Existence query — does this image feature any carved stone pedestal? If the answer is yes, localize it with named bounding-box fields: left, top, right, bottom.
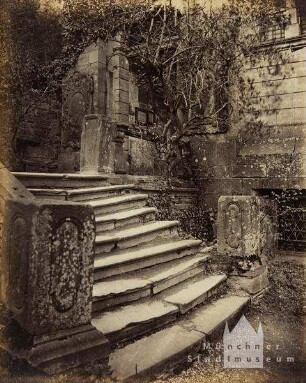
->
left=217, top=195, right=276, bottom=297
left=0, top=167, right=110, bottom=373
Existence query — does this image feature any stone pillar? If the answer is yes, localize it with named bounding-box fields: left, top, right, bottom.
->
left=0, top=166, right=110, bottom=373
left=80, top=114, right=114, bottom=174
left=113, top=130, right=129, bottom=174
left=217, top=196, right=276, bottom=298
left=112, top=36, right=130, bottom=127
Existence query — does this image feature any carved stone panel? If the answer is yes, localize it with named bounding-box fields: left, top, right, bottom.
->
left=225, top=203, right=242, bottom=249
left=51, top=220, right=82, bottom=312
left=9, top=216, right=28, bottom=312
left=1, top=200, right=95, bottom=336
left=217, top=196, right=275, bottom=261
left=62, top=71, right=94, bottom=150
left=80, top=115, right=102, bottom=173
left=23, top=203, right=95, bottom=335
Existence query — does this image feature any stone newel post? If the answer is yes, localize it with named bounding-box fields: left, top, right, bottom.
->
left=80, top=114, right=114, bottom=174
left=217, top=195, right=276, bottom=297
left=0, top=165, right=110, bottom=373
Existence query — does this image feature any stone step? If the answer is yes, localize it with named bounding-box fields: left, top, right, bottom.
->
left=28, top=188, right=70, bottom=201
left=92, top=300, right=179, bottom=343
left=186, top=295, right=251, bottom=340
left=28, top=184, right=136, bottom=202
left=95, top=221, right=180, bottom=254
left=94, top=239, right=202, bottom=280
left=109, top=325, right=203, bottom=382
left=108, top=295, right=250, bottom=381
left=89, top=194, right=148, bottom=215
left=92, top=275, right=227, bottom=344
left=69, top=184, right=135, bottom=202
left=135, top=252, right=211, bottom=295
left=97, top=205, right=155, bottom=229
left=92, top=254, right=211, bottom=313
left=95, top=207, right=157, bottom=233
left=93, top=278, right=152, bottom=313
left=162, top=274, right=227, bottom=314
left=13, top=172, right=109, bottom=189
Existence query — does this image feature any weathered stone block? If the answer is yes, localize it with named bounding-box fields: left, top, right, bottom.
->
left=114, top=132, right=129, bottom=174
left=228, top=266, right=269, bottom=295
left=217, top=195, right=276, bottom=263
left=113, top=100, right=130, bottom=116
left=113, top=77, right=129, bottom=92
left=114, top=112, right=130, bottom=127
left=0, top=164, right=110, bottom=372
left=80, top=114, right=114, bottom=173
left=214, top=140, right=236, bottom=166
left=129, top=136, right=156, bottom=175
left=88, top=50, right=99, bottom=64
left=62, top=71, right=94, bottom=151
left=1, top=200, right=95, bottom=336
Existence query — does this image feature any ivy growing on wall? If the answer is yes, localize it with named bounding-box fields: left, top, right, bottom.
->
left=0, top=0, right=289, bottom=171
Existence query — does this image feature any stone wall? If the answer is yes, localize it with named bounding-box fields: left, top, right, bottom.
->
left=17, top=3, right=306, bottom=180
left=61, top=38, right=163, bottom=175
left=191, top=9, right=306, bottom=212
left=16, top=103, right=61, bottom=172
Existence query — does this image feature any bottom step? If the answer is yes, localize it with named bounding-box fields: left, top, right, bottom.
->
left=109, top=295, right=250, bottom=381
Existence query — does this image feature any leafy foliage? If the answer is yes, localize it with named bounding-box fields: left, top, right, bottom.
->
left=257, top=260, right=306, bottom=317
left=0, top=0, right=288, bottom=170
left=147, top=190, right=216, bottom=243
left=124, top=0, right=287, bottom=177
left=0, top=0, right=63, bottom=163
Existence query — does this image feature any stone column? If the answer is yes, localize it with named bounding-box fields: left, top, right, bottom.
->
left=217, top=196, right=276, bottom=298
left=80, top=114, right=114, bottom=174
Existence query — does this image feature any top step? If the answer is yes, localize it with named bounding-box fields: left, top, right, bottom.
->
left=13, top=172, right=109, bottom=189
left=28, top=184, right=135, bottom=201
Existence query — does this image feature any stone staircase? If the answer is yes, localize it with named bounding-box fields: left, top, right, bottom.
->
left=26, top=179, right=250, bottom=381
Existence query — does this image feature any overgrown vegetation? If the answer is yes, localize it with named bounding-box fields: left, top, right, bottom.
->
left=123, top=0, right=288, bottom=177
left=256, top=260, right=306, bottom=317
left=0, top=0, right=63, bottom=165
left=0, top=0, right=288, bottom=172
left=147, top=191, right=216, bottom=243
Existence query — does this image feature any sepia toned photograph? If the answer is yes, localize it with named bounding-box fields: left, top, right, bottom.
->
left=0, top=1, right=305, bottom=382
